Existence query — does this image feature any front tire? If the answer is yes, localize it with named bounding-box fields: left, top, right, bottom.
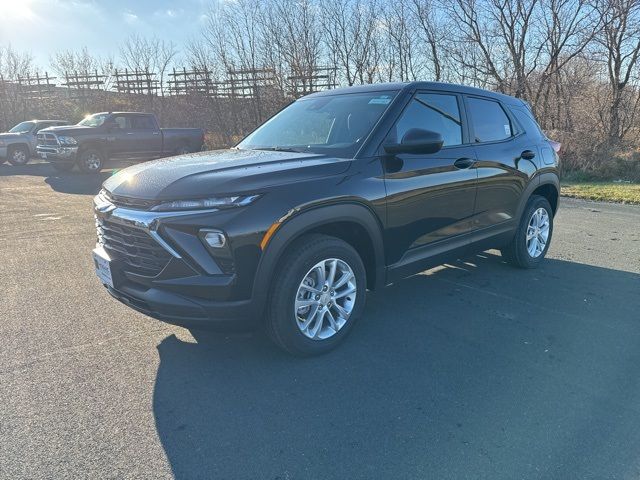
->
left=7, top=145, right=30, bottom=166
left=78, top=149, right=104, bottom=173
left=266, top=234, right=366, bottom=356
left=501, top=195, right=554, bottom=268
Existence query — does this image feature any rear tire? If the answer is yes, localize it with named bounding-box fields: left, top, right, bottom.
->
left=501, top=195, right=553, bottom=269
left=78, top=149, right=104, bottom=173
left=175, top=144, right=191, bottom=155
left=266, top=234, right=366, bottom=356
left=7, top=145, right=30, bottom=166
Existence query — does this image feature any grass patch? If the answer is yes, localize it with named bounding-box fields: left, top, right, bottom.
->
left=561, top=182, right=640, bottom=204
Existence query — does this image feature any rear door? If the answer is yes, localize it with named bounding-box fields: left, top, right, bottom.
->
left=382, top=90, right=478, bottom=277
left=106, top=115, right=133, bottom=158
left=130, top=114, right=163, bottom=158
left=465, top=96, right=536, bottom=232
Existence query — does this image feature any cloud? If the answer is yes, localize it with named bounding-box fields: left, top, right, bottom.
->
left=123, top=10, right=138, bottom=24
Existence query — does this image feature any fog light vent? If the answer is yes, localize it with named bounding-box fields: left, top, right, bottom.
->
left=203, top=230, right=226, bottom=248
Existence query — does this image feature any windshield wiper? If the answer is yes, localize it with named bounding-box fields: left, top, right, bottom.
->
left=253, top=146, right=305, bottom=153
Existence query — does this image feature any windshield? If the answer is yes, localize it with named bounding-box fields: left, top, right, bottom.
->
left=9, top=121, right=35, bottom=134
left=79, top=113, right=108, bottom=127
left=238, top=91, right=398, bottom=157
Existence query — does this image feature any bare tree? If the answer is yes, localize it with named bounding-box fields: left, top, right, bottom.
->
left=320, top=0, right=382, bottom=85
left=119, top=34, right=178, bottom=96
left=594, top=0, right=640, bottom=140
left=0, top=44, right=34, bottom=128
left=411, top=0, right=449, bottom=81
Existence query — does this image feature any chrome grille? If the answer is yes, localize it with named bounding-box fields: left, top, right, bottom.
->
left=96, top=216, right=171, bottom=277
left=37, top=132, right=59, bottom=146
left=102, top=190, right=158, bottom=210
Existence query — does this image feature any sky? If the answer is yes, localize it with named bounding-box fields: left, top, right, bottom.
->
left=0, top=0, right=212, bottom=71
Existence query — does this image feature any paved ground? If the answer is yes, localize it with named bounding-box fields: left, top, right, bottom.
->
left=1, top=160, right=639, bottom=480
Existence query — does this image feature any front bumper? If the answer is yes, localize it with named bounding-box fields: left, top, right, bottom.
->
left=36, top=145, right=78, bottom=162
left=93, top=194, right=265, bottom=330
left=105, top=282, right=256, bottom=330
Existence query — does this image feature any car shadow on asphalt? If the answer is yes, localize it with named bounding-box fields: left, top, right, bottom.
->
left=152, top=253, right=640, bottom=479
left=0, top=161, right=121, bottom=195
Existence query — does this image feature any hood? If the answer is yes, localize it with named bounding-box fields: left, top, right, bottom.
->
left=39, top=125, right=94, bottom=135
left=0, top=132, right=24, bottom=139
left=103, top=149, right=350, bottom=200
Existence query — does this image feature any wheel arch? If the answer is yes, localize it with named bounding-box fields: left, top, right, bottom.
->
left=251, top=202, right=386, bottom=314
left=516, top=172, right=560, bottom=220
left=8, top=142, right=29, bottom=154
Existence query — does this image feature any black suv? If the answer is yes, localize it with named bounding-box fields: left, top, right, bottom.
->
left=93, top=82, right=559, bottom=355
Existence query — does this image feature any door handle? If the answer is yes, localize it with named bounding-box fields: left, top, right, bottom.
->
left=454, top=157, right=475, bottom=169
left=126, top=132, right=134, bottom=135
left=521, top=150, right=536, bottom=160
left=152, top=132, right=160, bottom=135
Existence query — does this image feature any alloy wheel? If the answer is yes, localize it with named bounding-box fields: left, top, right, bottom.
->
left=294, top=258, right=357, bottom=340
left=12, top=149, right=27, bottom=164
left=84, top=153, right=102, bottom=171
left=526, top=207, right=550, bottom=258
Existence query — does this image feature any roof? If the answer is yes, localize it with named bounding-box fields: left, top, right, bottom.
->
left=305, top=81, right=524, bottom=105
left=92, top=112, right=154, bottom=116
left=28, top=119, right=68, bottom=123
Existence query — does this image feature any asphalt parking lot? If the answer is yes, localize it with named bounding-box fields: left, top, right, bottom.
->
left=1, top=160, right=639, bottom=480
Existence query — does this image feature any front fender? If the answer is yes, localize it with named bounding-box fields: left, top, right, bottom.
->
left=250, top=202, right=386, bottom=315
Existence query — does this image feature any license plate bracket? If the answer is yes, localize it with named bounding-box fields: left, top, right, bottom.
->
left=93, top=247, right=114, bottom=288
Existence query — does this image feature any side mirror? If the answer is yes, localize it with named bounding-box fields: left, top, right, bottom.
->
left=384, top=128, right=444, bottom=155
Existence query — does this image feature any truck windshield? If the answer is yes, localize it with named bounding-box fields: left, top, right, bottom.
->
left=9, top=122, right=34, bottom=134
left=238, top=91, right=398, bottom=157
left=79, top=114, right=109, bottom=127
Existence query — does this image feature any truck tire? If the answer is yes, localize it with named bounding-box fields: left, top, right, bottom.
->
left=266, top=234, right=367, bottom=356
left=501, top=195, right=554, bottom=269
left=78, top=148, right=104, bottom=173
left=7, top=145, right=30, bottom=166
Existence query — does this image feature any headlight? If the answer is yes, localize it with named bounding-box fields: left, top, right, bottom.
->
left=150, top=195, right=260, bottom=212
left=57, top=136, right=78, bottom=145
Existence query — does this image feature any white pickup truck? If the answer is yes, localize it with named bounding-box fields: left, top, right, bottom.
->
left=0, top=120, right=69, bottom=165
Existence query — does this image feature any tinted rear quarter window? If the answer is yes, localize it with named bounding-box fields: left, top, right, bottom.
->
left=467, top=97, right=513, bottom=143
left=510, top=107, right=544, bottom=140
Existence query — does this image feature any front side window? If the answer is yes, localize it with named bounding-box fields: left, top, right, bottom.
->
left=79, top=114, right=108, bottom=127
left=112, top=116, right=130, bottom=129
left=9, top=121, right=35, bottom=134
left=238, top=91, right=398, bottom=157
left=394, top=93, right=463, bottom=147
left=467, top=97, right=513, bottom=143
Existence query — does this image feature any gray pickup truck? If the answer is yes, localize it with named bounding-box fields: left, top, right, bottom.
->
left=0, top=120, right=69, bottom=165
left=36, top=112, right=205, bottom=173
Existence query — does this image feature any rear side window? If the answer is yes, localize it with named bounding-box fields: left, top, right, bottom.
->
left=510, top=107, right=544, bottom=140
left=395, top=93, right=463, bottom=147
left=467, top=97, right=512, bottom=143
left=131, top=115, right=156, bottom=130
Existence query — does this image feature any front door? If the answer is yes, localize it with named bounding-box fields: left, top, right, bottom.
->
left=383, top=91, right=478, bottom=278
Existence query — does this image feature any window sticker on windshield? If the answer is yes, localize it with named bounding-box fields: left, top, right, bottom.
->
left=369, top=96, right=392, bottom=105
left=504, top=124, right=511, bottom=136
